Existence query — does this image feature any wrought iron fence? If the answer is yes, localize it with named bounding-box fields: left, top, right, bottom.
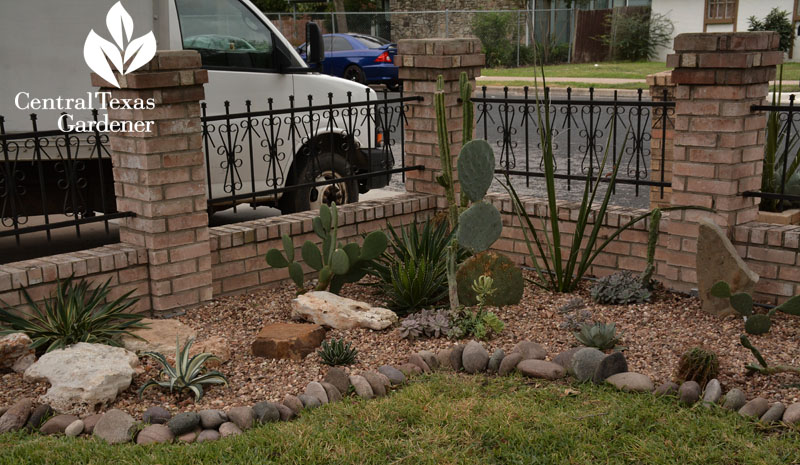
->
left=746, top=95, right=800, bottom=211
left=0, top=111, right=133, bottom=246
left=200, top=89, right=422, bottom=214
left=471, top=86, right=674, bottom=205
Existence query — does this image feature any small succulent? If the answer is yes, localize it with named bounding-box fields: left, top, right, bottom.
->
left=318, top=338, right=358, bottom=366
left=710, top=280, right=800, bottom=335
left=448, top=275, right=505, bottom=341
left=675, top=347, right=719, bottom=387
left=557, top=297, right=587, bottom=314
left=573, top=322, right=623, bottom=351
left=398, top=309, right=452, bottom=340
left=590, top=271, right=651, bottom=305
left=558, top=309, right=593, bottom=331
left=138, top=338, right=228, bottom=402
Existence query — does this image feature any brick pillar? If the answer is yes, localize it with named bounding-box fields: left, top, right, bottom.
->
left=395, top=39, right=485, bottom=207
left=660, top=32, right=781, bottom=290
left=92, top=51, right=212, bottom=313
left=646, top=71, right=675, bottom=209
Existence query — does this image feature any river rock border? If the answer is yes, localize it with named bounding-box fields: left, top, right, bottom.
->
left=1, top=339, right=798, bottom=445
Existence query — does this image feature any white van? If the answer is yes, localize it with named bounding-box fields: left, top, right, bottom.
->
left=0, top=0, right=393, bottom=220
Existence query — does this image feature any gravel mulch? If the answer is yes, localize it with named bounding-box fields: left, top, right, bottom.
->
left=2, top=273, right=799, bottom=416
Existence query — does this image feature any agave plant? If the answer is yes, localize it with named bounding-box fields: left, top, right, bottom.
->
left=0, top=277, right=145, bottom=353
left=138, top=338, right=228, bottom=402
left=318, top=338, right=358, bottom=366
left=573, top=322, right=623, bottom=351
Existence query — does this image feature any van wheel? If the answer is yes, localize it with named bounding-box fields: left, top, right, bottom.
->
left=279, top=152, right=359, bottom=214
left=343, top=65, right=366, bottom=84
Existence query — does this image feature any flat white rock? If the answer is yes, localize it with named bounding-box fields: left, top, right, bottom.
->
left=292, top=291, right=398, bottom=330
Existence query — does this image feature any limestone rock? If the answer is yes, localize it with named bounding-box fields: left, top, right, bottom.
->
left=0, top=333, right=34, bottom=371
left=739, top=397, right=769, bottom=418
left=0, top=398, right=33, bottom=433
left=516, top=360, right=566, bottom=380
left=569, top=348, right=605, bottom=382
left=12, top=353, right=35, bottom=374
left=722, top=388, right=747, bottom=411
left=498, top=352, right=523, bottom=376
left=511, top=341, right=546, bottom=360
left=323, top=367, right=351, bottom=394
left=137, top=424, right=174, bottom=445
left=40, top=414, right=79, bottom=435
left=93, top=409, right=136, bottom=444
left=291, top=291, right=398, bottom=330
left=251, top=323, right=326, bottom=360
left=349, top=375, right=374, bottom=399
left=378, top=365, right=405, bottom=385
left=120, top=318, right=196, bottom=354
left=24, top=343, right=138, bottom=413
left=605, top=372, right=653, bottom=392
left=462, top=340, right=489, bottom=374
left=64, top=419, right=84, bottom=437
left=696, top=218, right=759, bottom=317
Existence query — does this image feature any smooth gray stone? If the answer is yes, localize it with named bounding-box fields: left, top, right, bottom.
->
left=739, top=397, right=769, bottom=418
left=418, top=350, right=439, bottom=370
left=592, top=352, right=628, bottom=384
left=552, top=347, right=583, bottom=370
left=252, top=401, right=280, bottom=423
left=142, top=406, right=171, bottom=425
left=569, top=348, right=605, bottom=382
left=227, top=406, right=255, bottom=430
left=323, top=368, right=350, bottom=395
left=760, top=402, right=786, bottom=423
left=136, top=424, right=174, bottom=445
left=218, top=422, right=242, bottom=438
left=167, top=412, right=200, bottom=436
left=199, top=409, right=227, bottom=430
left=510, top=341, right=546, bottom=360
left=378, top=365, right=406, bottom=385
left=449, top=344, right=465, bottom=371
left=462, top=340, right=489, bottom=374
left=348, top=375, right=374, bottom=400
left=487, top=349, right=505, bottom=374
left=516, top=360, right=566, bottom=380
left=783, top=403, right=800, bottom=424
left=93, top=409, right=136, bottom=444
left=605, top=372, right=653, bottom=392
left=64, top=419, right=84, bottom=437
left=298, top=394, right=323, bottom=409
left=304, top=381, right=329, bottom=404
left=678, top=381, right=701, bottom=405
left=498, top=352, right=523, bottom=376
left=197, top=429, right=221, bottom=443
left=40, top=414, right=79, bottom=435
left=722, top=389, right=747, bottom=411
left=408, top=353, right=431, bottom=373
left=320, top=382, right=343, bottom=403
left=701, top=379, right=722, bottom=406
left=654, top=381, right=679, bottom=397
left=362, top=372, right=387, bottom=397
left=275, top=403, right=295, bottom=421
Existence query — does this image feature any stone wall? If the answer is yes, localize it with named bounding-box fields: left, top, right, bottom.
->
left=389, top=0, right=525, bottom=41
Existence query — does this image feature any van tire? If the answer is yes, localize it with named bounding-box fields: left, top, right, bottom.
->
left=279, top=152, right=359, bottom=214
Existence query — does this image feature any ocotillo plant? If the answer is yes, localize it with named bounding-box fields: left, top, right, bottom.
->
left=265, top=203, right=387, bottom=294
left=710, top=281, right=800, bottom=334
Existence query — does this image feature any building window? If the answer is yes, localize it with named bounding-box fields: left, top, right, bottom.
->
left=705, top=0, right=737, bottom=25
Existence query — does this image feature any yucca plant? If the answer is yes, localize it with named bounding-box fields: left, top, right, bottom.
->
left=138, top=338, right=228, bottom=402
left=0, top=277, right=145, bottom=353
left=573, top=321, right=623, bottom=351
left=318, top=338, right=358, bottom=366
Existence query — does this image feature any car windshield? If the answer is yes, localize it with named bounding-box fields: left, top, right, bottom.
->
left=352, top=35, right=390, bottom=49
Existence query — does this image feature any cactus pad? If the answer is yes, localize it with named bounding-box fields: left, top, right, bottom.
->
left=744, top=314, right=772, bottom=335
left=730, top=292, right=754, bottom=316
left=456, top=251, right=523, bottom=307
left=457, top=139, right=495, bottom=202
left=457, top=201, right=502, bottom=253
left=776, top=295, right=800, bottom=315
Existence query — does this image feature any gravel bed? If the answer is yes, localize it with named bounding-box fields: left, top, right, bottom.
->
left=2, top=273, right=799, bottom=416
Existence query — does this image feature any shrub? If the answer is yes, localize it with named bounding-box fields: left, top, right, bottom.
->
left=471, top=12, right=515, bottom=68
left=600, top=8, right=673, bottom=61
left=573, top=322, right=623, bottom=351
left=398, top=309, right=451, bottom=340
left=138, top=338, right=228, bottom=402
left=748, top=8, right=794, bottom=53
left=318, top=338, right=358, bottom=366
left=674, top=347, right=719, bottom=387
left=590, top=270, right=651, bottom=305
left=448, top=276, right=505, bottom=340
left=0, top=277, right=144, bottom=353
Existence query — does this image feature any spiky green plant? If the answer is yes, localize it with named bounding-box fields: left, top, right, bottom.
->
left=0, top=277, right=144, bottom=353
left=710, top=281, right=800, bottom=334
left=674, top=347, right=719, bottom=387
left=265, top=203, right=387, bottom=294
left=573, top=322, right=623, bottom=351
left=318, top=338, right=358, bottom=366
left=740, top=334, right=800, bottom=376
left=138, top=338, right=228, bottom=402
left=448, top=275, right=505, bottom=340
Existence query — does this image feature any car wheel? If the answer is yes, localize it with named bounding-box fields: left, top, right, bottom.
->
left=343, top=65, right=366, bottom=84
left=386, top=82, right=401, bottom=92
left=279, top=152, right=359, bottom=214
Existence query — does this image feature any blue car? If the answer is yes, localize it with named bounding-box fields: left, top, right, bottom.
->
left=298, top=33, right=400, bottom=91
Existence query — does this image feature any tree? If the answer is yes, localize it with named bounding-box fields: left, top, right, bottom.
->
left=748, top=8, right=795, bottom=53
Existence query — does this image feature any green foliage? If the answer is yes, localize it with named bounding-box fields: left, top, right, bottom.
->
left=383, top=257, right=449, bottom=315
left=640, top=208, right=661, bottom=289
left=398, top=309, right=451, bottom=340
left=455, top=140, right=503, bottom=253
left=590, top=271, right=651, bottom=305
left=138, top=338, right=228, bottom=402
left=573, top=321, right=623, bottom=351
left=0, top=277, right=144, bottom=353
left=601, top=8, right=674, bottom=61
left=317, top=338, right=358, bottom=366
left=266, top=203, right=387, bottom=294
left=710, top=280, right=800, bottom=334
left=748, top=8, right=795, bottom=53
left=526, top=36, right=570, bottom=66
left=675, top=347, right=719, bottom=386
left=448, top=276, right=505, bottom=340
left=471, top=12, right=515, bottom=68
left=456, top=251, right=524, bottom=307
left=740, top=334, right=800, bottom=376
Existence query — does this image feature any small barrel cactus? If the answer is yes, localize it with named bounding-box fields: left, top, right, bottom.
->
left=455, top=251, right=523, bottom=307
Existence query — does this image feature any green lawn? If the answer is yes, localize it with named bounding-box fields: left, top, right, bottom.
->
left=482, top=61, right=800, bottom=82
left=479, top=80, right=649, bottom=90
left=2, top=374, right=799, bottom=464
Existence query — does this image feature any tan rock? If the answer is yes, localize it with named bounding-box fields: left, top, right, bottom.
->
left=0, top=333, right=34, bottom=371
left=291, top=291, right=398, bottom=330
left=251, top=323, right=326, bottom=360
left=121, top=318, right=196, bottom=354
left=696, top=218, right=759, bottom=317
left=191, top=337, right=231, bottom=368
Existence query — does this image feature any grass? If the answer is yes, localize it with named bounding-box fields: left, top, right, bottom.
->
left=478, top=80, right=649, bottom=90
left=2, top=374, right=799, bottom=464
left=482, top=61, right=800, bottom=83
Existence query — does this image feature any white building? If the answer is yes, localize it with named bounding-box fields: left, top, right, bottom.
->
left=653, top=0, right=800, bottom=62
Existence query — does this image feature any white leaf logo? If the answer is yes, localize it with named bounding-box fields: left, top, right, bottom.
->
left=83, top=1, right=157, bottom=88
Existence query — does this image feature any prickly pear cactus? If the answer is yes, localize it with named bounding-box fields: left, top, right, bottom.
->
left=457, top=201, right=502, bottom=253
left=456, top=139, right=503, bottom=253
left=456, top=251, right=523, bottom=307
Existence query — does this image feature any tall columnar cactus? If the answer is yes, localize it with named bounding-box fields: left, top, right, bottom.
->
left=460, top=71, right=473, bottom=146
left=265, top=203, right=387, bottom=295
left=711, top=281, right=800, bottom=334
left=640, top=208, right=661, bottom=289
